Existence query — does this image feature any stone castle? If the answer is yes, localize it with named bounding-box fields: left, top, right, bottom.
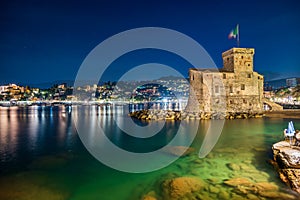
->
left=188, top=47, right=264, bottom=114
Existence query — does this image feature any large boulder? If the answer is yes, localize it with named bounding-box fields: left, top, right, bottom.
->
left=162, top=177, right=205, bottom=200
left=272, top=141, right=300, bottom=194
left=273, top=141, right=300, bottom=168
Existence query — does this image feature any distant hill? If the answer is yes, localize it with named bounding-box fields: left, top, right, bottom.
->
left=23, top=80, right=107, bottom=89
left=264, top=78, right=287, bottom=90
left=24, top=80, right=75, bottom=89
left=21, top=76, right=188, bottom=89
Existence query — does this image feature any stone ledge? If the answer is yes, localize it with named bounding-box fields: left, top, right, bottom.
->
left=272, top=141, right=300, bottom=193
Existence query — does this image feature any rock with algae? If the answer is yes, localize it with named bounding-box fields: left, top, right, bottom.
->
left=161, top=177, right=205, bottom=200
left=224, top=177, right=298, bottom=199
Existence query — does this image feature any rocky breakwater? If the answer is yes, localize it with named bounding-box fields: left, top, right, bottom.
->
left=129, top=110, right=264, bottom=120
left=272, top=141, right=300, bottom=193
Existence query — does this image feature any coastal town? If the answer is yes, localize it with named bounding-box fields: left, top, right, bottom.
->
left=0, top=77, right=189, bottom=105
left=0, top=76, right=299, bottom=107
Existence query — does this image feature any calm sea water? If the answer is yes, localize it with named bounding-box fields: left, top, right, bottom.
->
left=0, top=105, right=299, bottom=200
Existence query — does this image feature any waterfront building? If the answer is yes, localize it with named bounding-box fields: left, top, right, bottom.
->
left=188, top=47, right=264, bottom=113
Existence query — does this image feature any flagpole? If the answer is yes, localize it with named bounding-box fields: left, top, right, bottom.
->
left=237, top=24, right=240, bottom=47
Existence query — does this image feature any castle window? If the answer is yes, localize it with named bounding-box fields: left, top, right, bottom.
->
left=248, top=74, right=252, bottom=78
left=192, top=75, right=194, bottom=80
left=223, top=73, right=226, bottom=79
left=230, top=100, right=234, bottom=104
left=215, top=85, right=219, bottom=93
left=229, top=85, right=233, bottom=93
left=241, top=56, right=244, bottom=59
left=248, top=64, right=251, bottom=67
left=243, top=99, right=247, bottom=104
left=241, top=84, right=245, bottom=90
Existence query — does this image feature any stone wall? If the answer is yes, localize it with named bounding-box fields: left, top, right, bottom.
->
left=187, top=47, right=264, bottom=114
left=222, top=48, right=254, bottom=73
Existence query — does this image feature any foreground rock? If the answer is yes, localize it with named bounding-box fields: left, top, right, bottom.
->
left=272, top=141, right=300, bottom=193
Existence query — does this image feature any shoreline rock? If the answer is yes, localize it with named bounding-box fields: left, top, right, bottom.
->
left=272, top=141, right=300, bottom=194
left=129, top=109, right=264, bottom=120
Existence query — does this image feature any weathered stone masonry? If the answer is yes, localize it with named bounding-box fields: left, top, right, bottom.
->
left=187, top=47, right=264, bottom=114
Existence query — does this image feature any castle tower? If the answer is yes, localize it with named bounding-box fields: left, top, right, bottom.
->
left=187, top=47, right=264, bottom=114
left=222, top=48, right=254, bottom=73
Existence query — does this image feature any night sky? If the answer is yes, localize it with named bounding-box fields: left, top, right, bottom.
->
left=1, top=0, right=300, bottom=85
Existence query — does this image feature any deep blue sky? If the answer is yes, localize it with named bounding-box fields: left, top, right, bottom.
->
left=0, top=0, right=300, bottom=85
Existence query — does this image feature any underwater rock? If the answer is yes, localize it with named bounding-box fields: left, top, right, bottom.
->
left=142, top=196, right=157, bottom=200
left=255, top=182, right=278, bottom=191
left=161, top=177, right=205, bottom=200
left=224, top=176, right=300, bottom=199
left=231, top=193, right=246, bottom=200
left=208, top=185, right=219, bottom=194
left=258, top=190, right=296, bottom=200
left=226, top=163, right=240, bottom=171
left=218, top=189, right=230, bottom=200
left=246, top=193, right=260, bottom=200
left=246, top=172, right=269, bottom=183
left=206, top=178, right=220, bottom=185
left=141, top=191, right=157, bottom=200
left=224, top=177, right=252, bottom=187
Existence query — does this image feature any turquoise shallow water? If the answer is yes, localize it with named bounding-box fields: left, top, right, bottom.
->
left=0, top=106, right=299, bottom=200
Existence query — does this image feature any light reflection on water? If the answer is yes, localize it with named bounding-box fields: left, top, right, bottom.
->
left=0, top=106, right=77, bottom=171
left=0, top=106, right=300, bottom=200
